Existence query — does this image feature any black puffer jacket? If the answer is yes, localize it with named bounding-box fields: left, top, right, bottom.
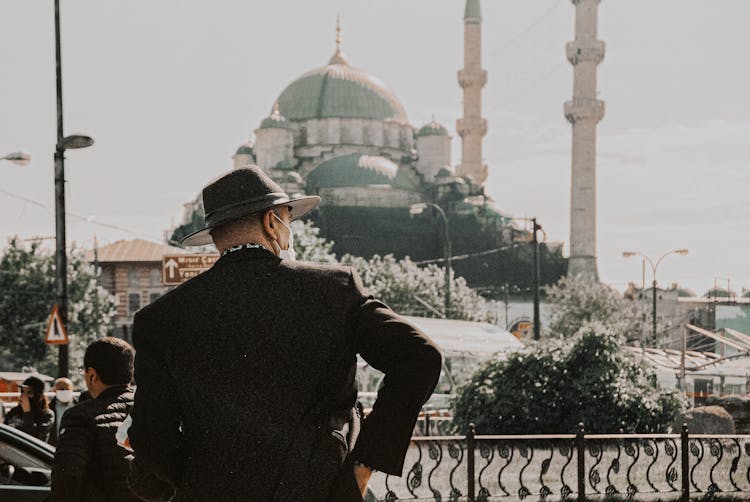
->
left=50, top=385, right=140, bottom=502
left=5, top=404, right=55, bottom=441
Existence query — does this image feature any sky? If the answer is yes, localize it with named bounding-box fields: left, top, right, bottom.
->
left=0, top=0, right=748, bottom=295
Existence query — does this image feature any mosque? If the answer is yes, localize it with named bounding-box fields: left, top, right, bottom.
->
left=170, top=0, right=566, bottom=292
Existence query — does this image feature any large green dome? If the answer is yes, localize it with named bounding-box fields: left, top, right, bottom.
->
left=276, top=53, right=409, bottom=123
left=307, top=154, right=416, bottom=191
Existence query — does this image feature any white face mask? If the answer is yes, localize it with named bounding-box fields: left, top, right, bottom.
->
left=272, top=213, right=296, bottom=262
left=56, top=389, right=74, bottom=404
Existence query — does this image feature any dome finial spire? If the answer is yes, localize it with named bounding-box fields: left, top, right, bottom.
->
left=336, top=15, right=342, bottom=51
left=329, top=15, right=349, bottom=65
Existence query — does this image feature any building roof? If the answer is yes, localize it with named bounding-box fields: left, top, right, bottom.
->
left=404, top=316, right=522, bottom=357
left=234, top=141, right=254, bottom=156
left=306, top=153, right=417, bottom=191
left=87, top=239, right=186, bottom=263
left=0, top=372, right=54, bottom=384
left=465, top=0, right=481, bottom=20
left=276, top=52, right=409, bottom=123
left=416, top=120, right=450, bottom=137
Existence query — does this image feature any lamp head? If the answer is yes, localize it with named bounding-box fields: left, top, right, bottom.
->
left=675, top=249, right=689, bottom=256
left=2, top=151, right=31, bottom=166
left=60, top=134, right=94, bottom=150
left=622, top=251, right=637, bottom=258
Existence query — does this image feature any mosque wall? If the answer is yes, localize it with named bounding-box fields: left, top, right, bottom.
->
left=416, top=135, right=451, bottom=183
left=233, top=152, right=255, bottom=169
left=318, top=186, right=421, bottom=208
left=255, top=128, right=294, bottom=170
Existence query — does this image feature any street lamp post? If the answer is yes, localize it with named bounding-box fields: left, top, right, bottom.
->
left=54, top=0, right=94, bottom=377
left=623, top=249, right=689, bottom=346
left=410, top=203, right=451, bottom=318
left=531, top=218, right=542, bottom=341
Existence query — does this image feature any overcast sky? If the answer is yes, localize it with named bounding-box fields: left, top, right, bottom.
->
left=1, top=0, right=748, bottom=294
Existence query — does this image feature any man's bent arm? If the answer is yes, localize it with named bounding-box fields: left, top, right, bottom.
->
left=129, top=311, right=184, bottom=486
left=50, top=407, right=93, bottom=502
left=346, top=269, right=443, bottom=475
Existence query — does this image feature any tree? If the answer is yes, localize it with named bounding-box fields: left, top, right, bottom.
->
left=0, top=238, right=116, bottom=377
left=293, top=221, right=500, bottom=322
left=546, top=274, right=648, bottom=342
left=340, top=254, right=499, bottom=323
left=291, top=220, right=337, bottom=264
left=452, top=323, right=685, bottom=434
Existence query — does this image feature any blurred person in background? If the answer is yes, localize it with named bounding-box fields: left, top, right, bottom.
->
left=48, top=377, right=78, bottom=446
left=4, top=375, right=55, bottom=441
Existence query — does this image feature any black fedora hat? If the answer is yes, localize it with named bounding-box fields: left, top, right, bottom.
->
left=181, top=166, right=320, bottom=246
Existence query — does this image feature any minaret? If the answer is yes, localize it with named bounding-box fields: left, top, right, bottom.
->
left=564, top=0, right=605, bottom=281
left=456, top=0, right=487, bottom=186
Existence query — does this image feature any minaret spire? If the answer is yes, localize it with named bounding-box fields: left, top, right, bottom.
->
left=329, top=15, right=349, bottom=66
left=565, top=0, right=605, bottom=281
left=456, top=0, right=488, bottom=186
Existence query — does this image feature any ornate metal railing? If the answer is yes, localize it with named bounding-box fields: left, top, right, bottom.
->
left=367, top=425, right=750, bottom=501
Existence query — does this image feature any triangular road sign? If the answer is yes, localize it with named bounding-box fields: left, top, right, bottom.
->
left=45, top=304, right=69, bottom=345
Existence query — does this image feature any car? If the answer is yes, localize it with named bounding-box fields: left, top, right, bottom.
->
left=0, top=423, right=53, bottom=501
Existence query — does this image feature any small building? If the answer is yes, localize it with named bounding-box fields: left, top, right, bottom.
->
left=86, top=239, right=185, bottom=338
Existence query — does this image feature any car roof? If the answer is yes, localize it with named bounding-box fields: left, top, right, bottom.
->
left=0, top=423, right=55, bottom=459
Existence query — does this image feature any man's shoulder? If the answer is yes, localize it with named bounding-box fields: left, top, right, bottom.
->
left=60, top=400, right=94, bottom=425
left=281, top=260, right=353, bottom=281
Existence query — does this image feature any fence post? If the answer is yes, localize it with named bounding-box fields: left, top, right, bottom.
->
left=425, top=411, right=431, bottom=437
left=576, top=422, right=585, bottom=502
left=467, top=423, right=476, bottom=502
left=681, top=423, right=689, bottom=502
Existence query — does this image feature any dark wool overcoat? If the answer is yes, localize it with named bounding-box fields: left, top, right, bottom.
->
left=128, top=246, right=442, bottom=502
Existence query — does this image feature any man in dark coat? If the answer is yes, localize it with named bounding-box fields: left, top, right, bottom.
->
left=129, top=166, right=442, bottom=502
left=50, top=337, right=140, bottom=502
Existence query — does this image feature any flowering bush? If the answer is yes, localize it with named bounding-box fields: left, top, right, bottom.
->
left=293, top=220, right=500, bottom=322
left=452, top=323, right=685, bottom=434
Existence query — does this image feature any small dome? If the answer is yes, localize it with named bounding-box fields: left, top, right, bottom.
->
left=436, top=166, right=454, bottom=178
left=260, top=103, right=295, bottom=130
left=416, top=119, right=449, bottom=137
left=235, top=141, right=254, bottom=156
left=306, top=154, right=416, bottom=191
left=284, top=172, right=304, bottom=184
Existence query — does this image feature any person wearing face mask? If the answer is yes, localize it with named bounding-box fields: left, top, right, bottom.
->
left=128, top=166, right=442, bottom=502
left=47, top=377, right=78, bottom=446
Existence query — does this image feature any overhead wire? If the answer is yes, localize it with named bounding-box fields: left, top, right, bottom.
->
left=0, top=188, right=168, bottom=243
left=487, top=0, right=564, bottom=60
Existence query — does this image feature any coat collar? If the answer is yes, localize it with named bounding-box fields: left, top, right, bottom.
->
left=215, top=244, right=280, bottom=266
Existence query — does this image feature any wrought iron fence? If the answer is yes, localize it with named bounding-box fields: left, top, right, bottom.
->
left=367, top=424, right=750, bottom=501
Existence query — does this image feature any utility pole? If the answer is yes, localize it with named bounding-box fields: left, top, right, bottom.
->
left=532, top=218, right=541, bottom=340
left=54, top=0, right=69, bottom=378
left=680, top=324, right=687, bottom=392
left=53, top=0, right=94, bottom=377
left=410, top=203, right=452, bottom=318
left=652, top=278, right=658, bottom=347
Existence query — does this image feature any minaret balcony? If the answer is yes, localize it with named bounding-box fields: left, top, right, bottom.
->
left=564, top=98, right=605, bottom=124
left=456, top=118, right=488, bottom=137
left=566, top=40, right=605, bottom=65
left=457, top=69, right=488, bottom=88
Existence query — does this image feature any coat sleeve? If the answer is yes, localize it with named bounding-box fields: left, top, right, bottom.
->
left=50, top=407, right=93, bottom=502
left=346, top=268, right=443, bottom=475
left=128, top=310, right=184, bottom=487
